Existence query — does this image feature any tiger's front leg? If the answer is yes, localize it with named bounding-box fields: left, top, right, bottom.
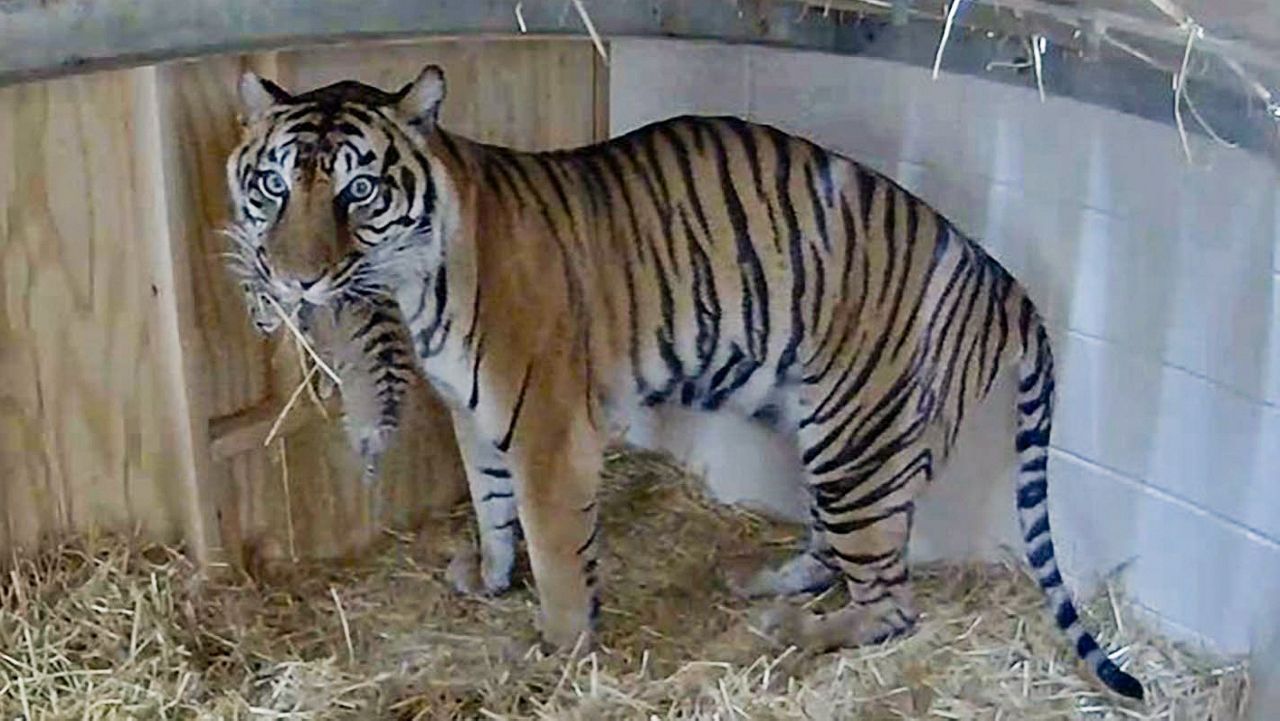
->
left=446, top=410, right=520, bottom=596
left=509, top=406, right=605, bottom=650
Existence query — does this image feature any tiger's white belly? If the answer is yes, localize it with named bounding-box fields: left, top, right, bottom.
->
left=618, top=404, right=808, bottom=523
left=598, top=364, right=810, bottom=523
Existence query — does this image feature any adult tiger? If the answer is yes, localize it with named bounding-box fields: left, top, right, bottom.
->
left=222, top=64, right=1143, bottom=700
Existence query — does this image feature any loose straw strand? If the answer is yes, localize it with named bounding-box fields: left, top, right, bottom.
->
left=278, top=438, right=298, bottom=564
left=264, top=362, right=319, bottom=448
left=331, top=586, right=355, bottom=664
left=515, top=1, right=528, bottom=33
left=264, top=293, right=342, bottom=387
left=932, top=0, right=965, bottom=80
left=294, top=336, right=330, bottom=420
left=1182, top=89, right=1238, bottom=149
left=1173, top=21, right=1204, bottom=164
left=1031, top=35, right=1047, bottom=103
left=572, top=0, right=609, bottom=66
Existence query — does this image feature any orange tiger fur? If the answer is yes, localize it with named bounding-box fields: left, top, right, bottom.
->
left=221, top=65, right=1142, bottom=699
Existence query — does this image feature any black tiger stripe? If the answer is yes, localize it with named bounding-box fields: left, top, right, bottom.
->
left=482, top=154, right=525, bottom=210
left=804, top=162, right=832, bottom=252
left=468, top=336, right=485, bottom=410
left=363, top=331, right=400, bottom=354
left=685, top=211, right=722, bottom=378
left=625, top=135, right=681, bottom=277
left=890, top=219, right=953, bottom=358
left=820, top=503, right=913, bottom=535
left=879, top=186, right=897, bottom=307
left=772, top=129, right=806, bottom=383
left=437, top=131, right=466, bottom=168
left=827, top=547, right=900, bottom=568
left=597, top=151, right=648, bottom=268
left=576, top=523, right=600, bottom=556
left=463, top=284, right=483, bottom=351
left=823, top=450, right=931, bottom=514
left=415, top=268, right=450, bottom=358
left=931, top=263, right=989, bottom=413
left=707, top=122, right=769, bottom=366
left=495, top=363, right=533, bottom=453
left=808, top=244, right=827, bottom=345
left=660, top=124, right=716, bottom=251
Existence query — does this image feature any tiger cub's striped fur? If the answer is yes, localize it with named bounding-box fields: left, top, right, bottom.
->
left=308, top=298, right=413, bottom=486
left=221, top=65, right=1143, bottom=700
left=225, top=222, right=411, bottom=486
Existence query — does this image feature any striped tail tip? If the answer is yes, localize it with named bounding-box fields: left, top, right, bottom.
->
left=1014, top=307, right=1144, bottom=702
left=1097, top=659, right=1144, bottom=700
left=1049, top=580, right=1146, bottom=701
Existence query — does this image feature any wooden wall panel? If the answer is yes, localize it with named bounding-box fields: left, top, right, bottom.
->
left=156, top=55, right=273, bottom=420
left=0, top=69, right=191, bottom=552
left=279, top=39, right=606, bottom=151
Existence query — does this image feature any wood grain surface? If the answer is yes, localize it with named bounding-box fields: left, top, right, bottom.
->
left=0, top=68, right=192, bottom=552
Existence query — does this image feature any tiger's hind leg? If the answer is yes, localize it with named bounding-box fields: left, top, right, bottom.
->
left=761, top=422, right=934, bottom=650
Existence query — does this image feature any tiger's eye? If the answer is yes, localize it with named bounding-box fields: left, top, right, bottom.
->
left=346, top=176, right=378, bottom=202
left=259, top=170, right=288, bottom=196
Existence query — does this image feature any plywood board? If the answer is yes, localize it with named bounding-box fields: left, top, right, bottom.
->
left=156, top=55, right=273, bottom=421
left=0, top=68, right=192, bottom=552
left=278, top=38, right=605, bottom=150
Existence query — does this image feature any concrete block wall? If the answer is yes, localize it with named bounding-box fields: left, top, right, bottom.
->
left=609, top=38, right=1279, bottom=715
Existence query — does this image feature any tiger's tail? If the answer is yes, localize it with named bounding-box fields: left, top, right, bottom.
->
left=1013, top=298, right=1144, bottom=701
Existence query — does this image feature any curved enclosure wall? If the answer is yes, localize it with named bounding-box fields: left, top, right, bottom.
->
left=0, top=31, right=1275, bottom=715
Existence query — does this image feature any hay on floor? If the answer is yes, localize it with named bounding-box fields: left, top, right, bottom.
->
left=0, top=450, right=1250, bottom=719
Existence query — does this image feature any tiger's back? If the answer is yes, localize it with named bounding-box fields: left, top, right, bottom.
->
left=445, top=116, right=1022, bottom=456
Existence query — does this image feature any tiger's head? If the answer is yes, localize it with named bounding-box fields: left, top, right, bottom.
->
left=223, top=64, right=451, bottom=334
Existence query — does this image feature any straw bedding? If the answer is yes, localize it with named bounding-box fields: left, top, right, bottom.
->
left=0, top=449, right=1250, bottom=719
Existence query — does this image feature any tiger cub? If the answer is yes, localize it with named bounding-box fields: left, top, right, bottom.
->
left=225, top=226, right=411, bottom=488
left=221, top=64, right=1143, bottom=699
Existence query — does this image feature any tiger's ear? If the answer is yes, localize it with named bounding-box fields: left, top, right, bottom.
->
left=397, top=64, right=446, bottom=133
left=236, top=71, right=291, bottom=125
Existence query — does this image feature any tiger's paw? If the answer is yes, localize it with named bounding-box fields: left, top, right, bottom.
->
left=446, top=547, right=512, bottom=597
left=724, top=552, right=838, bottom=599
left=723, top=554, right=777, bottom=598
left=535, top=608, right=595, bottom=654
left=756, top=601, right=808, bottom=645
left=756, top=599, right=917, bottom=651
